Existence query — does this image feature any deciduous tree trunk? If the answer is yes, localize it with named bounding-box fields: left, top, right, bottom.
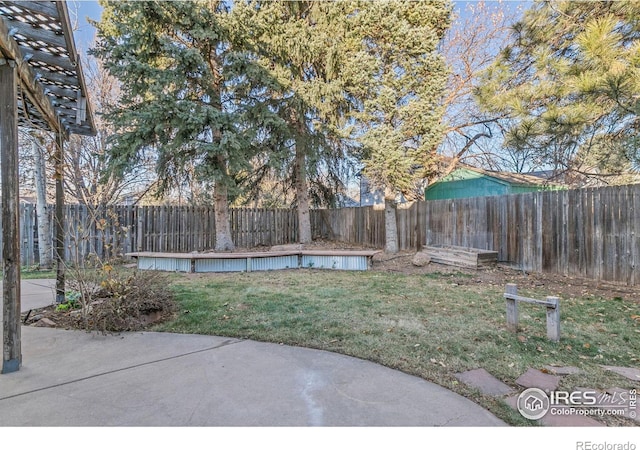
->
left=33, top=139, right=52, bottom=268
left=384, top=189, right=399, bottom=254
left=295, top=135, right=312, bottom=244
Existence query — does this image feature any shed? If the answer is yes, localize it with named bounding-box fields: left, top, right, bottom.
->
left=425, top=166, right=562, bottom=201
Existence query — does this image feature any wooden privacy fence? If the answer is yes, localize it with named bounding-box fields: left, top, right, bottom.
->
left=310, top=202, right=428, bottom=250
left=1, top=203, right=422, bottom=267
left=0, top=204, right=139, bottom=267
left=1, top=183, right=639, bottom=285
left=424, top=184, right=640, bottom=286
left=0, top=205, right=303, bottom=266
left=137, top=206, right=300, bottom=251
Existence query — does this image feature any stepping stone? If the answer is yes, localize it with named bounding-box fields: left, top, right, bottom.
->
left=600, top=365, right=640, bottom=382
left=543, top=365, right=581, bottom=376
left=455, top=368, right=514, bottom=396
left=515, top=368, right=560, bottom=391
left=34, top=317, right=57, bottom=327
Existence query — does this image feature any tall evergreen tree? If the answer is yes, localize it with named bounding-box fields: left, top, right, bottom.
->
left=477, top=0, right=640, bottom=185
left=245, top=0, right=451, bottom=251
left=236, top=0, right=356, bottom=243
left=92, top=0, right=284, bottom=250
left=93, top=0, right=450, bottom=253
left=348, top=0, right=451, bottom=253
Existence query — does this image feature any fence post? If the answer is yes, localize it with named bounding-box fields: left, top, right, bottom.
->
left=546, top=296, right=560, bottom=342
left=505, top=283, right=518, bottom=332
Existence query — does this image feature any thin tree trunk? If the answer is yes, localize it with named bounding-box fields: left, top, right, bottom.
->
left=54, top=132, right=66, bottom=304
left=294, top=134, right=312, bottom=244
left=33, top=139, right=52, bottom=268
left=384, top=188, right=398, bottom=254
left=213, top=154, right=234, bottom=251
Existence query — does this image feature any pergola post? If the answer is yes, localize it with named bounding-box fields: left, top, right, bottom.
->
left=54, top=130, right=65, bottom=304
left=0, top=1, right=96, bottom=374
left=1, top=58, right=21, bottom=374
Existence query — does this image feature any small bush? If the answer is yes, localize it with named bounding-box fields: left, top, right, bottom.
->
left=55, top=291, right=81, bottom=312
left=66, top=269, right=176, bottom=333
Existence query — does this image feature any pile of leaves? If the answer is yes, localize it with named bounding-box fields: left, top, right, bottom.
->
left=25, top=270, right=177, bottom=333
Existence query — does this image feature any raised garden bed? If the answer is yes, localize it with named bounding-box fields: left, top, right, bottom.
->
left=125, top=249, right=381, bottom=273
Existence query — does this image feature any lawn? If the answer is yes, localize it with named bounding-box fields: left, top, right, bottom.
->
left=0, top=267, right=56, bottom=280
left=155, top=269, right=640, bottom=426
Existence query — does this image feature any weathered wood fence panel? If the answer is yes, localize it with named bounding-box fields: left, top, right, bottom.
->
left=423, top=184, right=640, bottom=286
left=19, top=204, right=37, bottom=267
left=1, top=205, right=302, bottom=265
left=309, top=204, right=423, bottom=250
left=2, top=183, right=639, bottom=285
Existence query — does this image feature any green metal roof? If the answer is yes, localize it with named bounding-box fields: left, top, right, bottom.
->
left=425, top=165, right=564, bottom=200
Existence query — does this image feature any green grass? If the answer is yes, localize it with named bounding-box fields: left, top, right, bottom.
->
left=0, top=267, right=57, bottom=280
left=156, top=269, right=640, bottom=426
left=3, top=264, right=133, bottom=281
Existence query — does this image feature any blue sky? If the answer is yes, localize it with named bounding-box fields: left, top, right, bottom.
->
left=68, top=1, right=530, bottom=50
left=68, top=0, right=103, bottom=48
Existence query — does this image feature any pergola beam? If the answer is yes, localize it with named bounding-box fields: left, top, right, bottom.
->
left=41, top=83, right=78, bottom=100
left=10, top=1, right=58, bottom=18
left=55, top=1, right=78, bottom=67
left=9, top=22, right=67, bottom=49
left=55, top=2, right=94, bottom=135
left=0, top=13, right=61, bottom=135
left=20, top=45, right=77, bottom=72
left=35, top=67, right=80, bottom=88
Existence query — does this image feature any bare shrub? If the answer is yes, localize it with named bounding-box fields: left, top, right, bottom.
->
left=81, top=270, right=177, bottom=333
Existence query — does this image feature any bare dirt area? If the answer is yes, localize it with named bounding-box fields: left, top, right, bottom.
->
left=371, top=250, right=640, bottom=303
left=236, top=239, right=640, bottom=302
left=24, top=296, right=177, bottom=332
left=204, top=239, right=640, bottom=301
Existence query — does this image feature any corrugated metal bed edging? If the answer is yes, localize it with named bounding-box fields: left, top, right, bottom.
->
left=125, top=250, right=381, bottom=273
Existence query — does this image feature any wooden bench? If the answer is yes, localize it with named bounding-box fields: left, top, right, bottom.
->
left=504, top=283, right=560, bottom=342
left=125, top=249, right=381, bottom=273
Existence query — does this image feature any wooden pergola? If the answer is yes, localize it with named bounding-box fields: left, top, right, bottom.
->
left=0, top=1, right=95, bottom=374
